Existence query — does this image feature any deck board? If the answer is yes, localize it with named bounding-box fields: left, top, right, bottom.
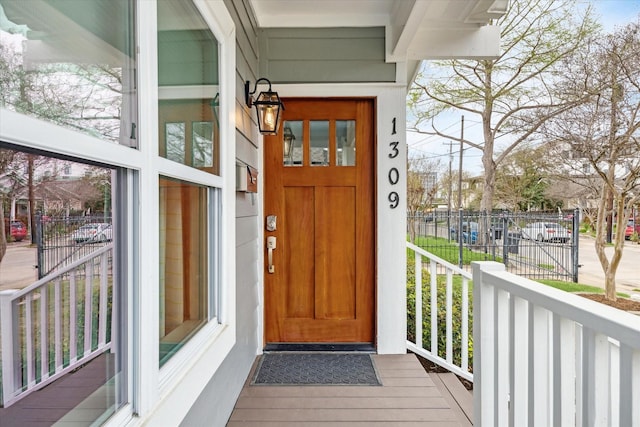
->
left=228, top=353, right=473, bottom=426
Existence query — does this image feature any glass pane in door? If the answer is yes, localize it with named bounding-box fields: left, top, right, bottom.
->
left=310, top=121, right=329, bottom=166
left=336, top=120, right=356, bottom=166
left=283, top=121, right=303, bottom=166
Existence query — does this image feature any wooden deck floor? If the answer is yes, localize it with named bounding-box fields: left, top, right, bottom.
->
left=0, top=353, right=115, bottom=427
left=228, top=353, right=473, bottom=426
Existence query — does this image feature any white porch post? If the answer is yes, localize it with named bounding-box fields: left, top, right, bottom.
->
left=472, top=261, right=506, bottom=427
left=0, top=289, right=18, bottom=406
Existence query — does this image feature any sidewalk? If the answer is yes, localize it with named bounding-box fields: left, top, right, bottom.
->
left=0, top=241, right=38, bottom=292
left=578, top=235, right=640, bottom=295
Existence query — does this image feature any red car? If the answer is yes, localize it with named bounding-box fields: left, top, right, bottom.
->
left=625, top=219, right=640, bottom=240
left=10, top=221, right=27, bottom=242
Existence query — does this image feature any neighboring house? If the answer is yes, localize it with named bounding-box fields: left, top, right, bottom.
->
left=12, top=178, right=100, bottom=218
left=0, top=1, right=505, bottom=425
left=553, top=139, right=639, bottom=210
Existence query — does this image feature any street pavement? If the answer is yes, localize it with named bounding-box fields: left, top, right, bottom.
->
left=578, top=235, right=640, bottom=297
left=0, top=241, right=39, bottom=292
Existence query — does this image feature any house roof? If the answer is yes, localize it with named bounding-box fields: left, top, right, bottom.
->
left=249, top=0, right=507, bottom=83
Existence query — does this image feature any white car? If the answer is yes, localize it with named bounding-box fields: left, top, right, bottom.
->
left=71, top=223, right=113, bottom=243
left=521, top=222, right=570, bottom=243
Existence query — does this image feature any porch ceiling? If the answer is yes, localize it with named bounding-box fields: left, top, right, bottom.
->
left=249, top=0, right=507, bottom=80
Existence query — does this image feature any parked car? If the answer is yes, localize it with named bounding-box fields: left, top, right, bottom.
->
left=71, top=223, right=113, bottom=243
left=10, top=221, right=27, bottom=242
left=521, top=222, right=570, bottom=243
left=625, top=219, right=640, bottom=240
left=450, top=221, right=478, bottom=244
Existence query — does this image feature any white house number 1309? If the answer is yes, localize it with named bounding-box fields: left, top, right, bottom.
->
left=388, top=118, right=400, bottom=209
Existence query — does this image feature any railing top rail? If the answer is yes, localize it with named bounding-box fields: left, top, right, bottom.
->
left=473, top=261, right=640, bottom=347
left=0, top=243, right=114, bottom=301
left=407, top=241, right=472, bottom=279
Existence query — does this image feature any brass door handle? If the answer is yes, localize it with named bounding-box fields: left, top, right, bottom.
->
left=267, top=236, right=276, bottom=273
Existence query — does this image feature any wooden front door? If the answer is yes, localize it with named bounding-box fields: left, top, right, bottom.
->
left=264, top=99, right=375, bottom=345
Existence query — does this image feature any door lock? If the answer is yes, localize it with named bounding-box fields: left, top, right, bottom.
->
left=266, top=215, right=277, bottom=232
left=267, top=236, right=276, bottom=273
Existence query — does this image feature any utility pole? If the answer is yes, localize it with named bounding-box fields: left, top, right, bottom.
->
left=442, top=140, right=455, bottom=213
left=457, top=116, right=464, bottom=210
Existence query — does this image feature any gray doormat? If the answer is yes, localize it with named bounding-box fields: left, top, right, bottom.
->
left=252, top=353, right=381, bottom=386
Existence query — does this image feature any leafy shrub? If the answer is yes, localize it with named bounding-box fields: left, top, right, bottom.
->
left=407, top=254, right=473, bottom=373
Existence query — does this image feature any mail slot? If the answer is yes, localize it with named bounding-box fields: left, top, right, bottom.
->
left=236, top=164, right=258, bottom=193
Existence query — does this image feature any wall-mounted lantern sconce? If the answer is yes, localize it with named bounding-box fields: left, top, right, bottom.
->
left=283, top=126, right=295, bottom=162
left=245, top=78, right=284, bottom=135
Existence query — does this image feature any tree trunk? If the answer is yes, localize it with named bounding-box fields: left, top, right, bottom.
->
left=28, top=155, right=36, bottom=243
left=0, top=197, right=6, bottom=262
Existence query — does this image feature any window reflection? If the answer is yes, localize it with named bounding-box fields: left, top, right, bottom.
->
left=336, top=120, right=356, bottom=166
left=165, top=122, right=186, bottom=163
left=159, top=177, right=208, bottom=366
left=0, top=146, right=123, bottom=424
left=283, top=121, right=303, bottom=166
left=310, top=121, right=329, bottom=166
left=192, top=122, right=214, bottom=168
left=0, top=0, right=137, bottom=147
left=157, top=0, right=220, bottom=174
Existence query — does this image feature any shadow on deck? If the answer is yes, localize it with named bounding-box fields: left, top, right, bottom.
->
left=228, top=353, right=473, bottom=426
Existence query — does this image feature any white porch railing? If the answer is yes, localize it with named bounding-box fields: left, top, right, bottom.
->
left=473, top=261, right=640, bottom=426
left=406, top=242, right=473, bottom=382
left=0, top=244, right=114, bottom=407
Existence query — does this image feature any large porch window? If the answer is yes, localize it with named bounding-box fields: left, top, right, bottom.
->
left=159, top=177, right=220, bottom=366
left=156, top=0, right=222, bottom=367
left=0, top=0, right=135, bottom=424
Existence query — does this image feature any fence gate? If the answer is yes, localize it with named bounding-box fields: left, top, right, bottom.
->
left=407, top=209, right=579, bottom=282
left=35, top=214, right=113, bottom=279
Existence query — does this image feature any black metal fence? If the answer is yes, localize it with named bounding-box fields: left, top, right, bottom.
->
left=35, top=214, right=113, bottom=279
left=408, top=208, right=580, bottom=282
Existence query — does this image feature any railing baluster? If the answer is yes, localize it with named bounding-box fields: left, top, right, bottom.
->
left=461, top=277, right=469, bottom=372
left=632, top=348, right=640, bottom=426
left=25, top=294, right=35, bottom=388
left=84, top=259, right=94, bottom=355
left=553, top=315, right=576, bottom=426
left=414, top=251, right=422, bottom=349
left=610, top=340, right=620, bottom=426
left=495, top=289, right=509, bottom=426
left=582, top=327, right=611, bottom=425
left=532, top=305, right=551, bottom=426
left=40, top=286, right=49, bottom=381
left=70, top=271, right=78, bottom=363
left=430, top=259, right=437, bottom=356
left=99, top=251, right=108, bottom=346
left=54, top=278, right=62, bottom=370
left=445, top=269, right=452, bottom=364
left=0, top=290, right=18, bottom=405
left=510, top=296, right=529, bottom=426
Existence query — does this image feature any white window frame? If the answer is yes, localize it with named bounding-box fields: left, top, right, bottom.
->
left=0, top=0, right=235, bottom=424
left=132, top=0, right=236, bottom=425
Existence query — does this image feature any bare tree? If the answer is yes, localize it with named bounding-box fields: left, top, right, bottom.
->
left=407, top=156, right=441, bottom=242
left=408, top=0, right=598, bottom=216
left=545, top=20, right=640, bottom=301
left=0, top=149, right=18, bottom=261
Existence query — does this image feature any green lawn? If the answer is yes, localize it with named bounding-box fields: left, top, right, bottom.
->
left=412, top=235, right=502, bottom=265
left=536, top=279, right=629, bottom=298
